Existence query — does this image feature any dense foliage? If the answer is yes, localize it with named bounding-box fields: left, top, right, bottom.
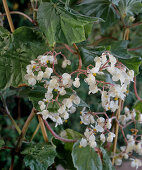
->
left=0, top=0, right=142, bottom=170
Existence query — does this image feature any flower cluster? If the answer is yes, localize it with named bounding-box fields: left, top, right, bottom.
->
left=25, top=51, right=140, bottom=169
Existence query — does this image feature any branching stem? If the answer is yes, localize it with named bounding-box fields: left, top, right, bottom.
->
left=38, top=115, right=48, bottom=142
left=44, top=120, right=76, bottom=143
left=134, top=76, right=142, bottom=102
left=15, top=108, right=36, bottom=153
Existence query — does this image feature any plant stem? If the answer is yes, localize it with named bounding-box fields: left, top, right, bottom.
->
left=0, top=11, right=35, bottom=24
left=128, top=46, right=142, bottom=51
left=112, top=99, right=122, bottom=165
left=44, top=120, right=76, bottom=143
left=2, top=0, right=15, bottom=32
left=30, top=123, right=40, bottom=142
left=123, top=28, right=130, bottom=40
left=133, top=76, right=142, bottom=101
left=38, top=115, right=48, bottom=142
left=0, top=93, right=21, bottom=135
left=15, top=108, right=36, bottom=153
left=73, top=43, right=82, bottom=69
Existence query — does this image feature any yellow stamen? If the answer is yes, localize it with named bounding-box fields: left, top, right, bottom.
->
left=80, top=121, right=83, bottom=124
left=80, top=111, right=82, bottom=114
left=33, top=65, right=36, bottom=69
left=46, top=100, right=48, bottom=103
left=65, top=120, right=68, bottom=123
left=54, top=89, right=58, bottom=92
left=79, top=145, right=82, bottom=148
left=126, top=90, right=129, bottom=94
left=93, top=128, right=97, bottom=132
left=114, top=97, right=118, bottom=101
left=108, top=107, right=111, bottom=110
left=46, top=60, right=49, bottom=64
left=93, top=73, right=96, bottom=77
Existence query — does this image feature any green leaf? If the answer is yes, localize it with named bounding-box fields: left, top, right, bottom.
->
left=18, top=85, right=46, bottom=110
left=119, top=57, right=142, bottom=75
left=100, top=147, right=114, bottom=170
left=60, top=129, right=83, bottom=151
left=61, top=129, right=83, bottom=140
left=79, top=0, right=119, bottom=29
left=110, top=40, right=130, bottom=59
left=0, top=26, right=48, bottom=90
left=134, top=101, right=142, bottom=113
left=21, top=143, right=56, bottom=170
left=0, top=139, right=5, bottom=148
left=72, top=141, right=102, bottom=170
left=118, top=0, right=142, bottom=16
left=80, top=43, right=142, bottom=75
left=37, top=2, right=101, bottom=47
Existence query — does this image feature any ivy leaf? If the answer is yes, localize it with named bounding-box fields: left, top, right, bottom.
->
left=0, top=139, right=5, bottom=148
left=18, top=85, right=46, bottom=110
left=21, top=143, right=56, bottom=170
left=60, top=129, right=83, bottom=151
left=79, top=0, right=119, bottom=30
left=79, top=43, right=142, bottom=75
left=134, top=101, right=142, bottom=113
left=100, top=147, right=115, bottom=170
left=60, top=129, right=83, bottom=140
left=119, top=57, right=142, bottom=75
left=0, top=26, right=48, bottom=90
left=37, top=2, right=101, bottom=47
left=118, top=0, right=142, bottom=16
left=72, top=141, right=102, bottom=170
left=110, top=40, right=130, bottom=59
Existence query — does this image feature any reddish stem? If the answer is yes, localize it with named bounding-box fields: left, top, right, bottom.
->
left=1, top=11, right=35, bottom=24
left=134, top=76, right=142, bottom=101
left=64, top=44, right=77, bottom=54
left=128, top=46, right=142, bottom=51
left=73, top=43, right=82, bottom=69
left=43, top=120, right=76, bottom=143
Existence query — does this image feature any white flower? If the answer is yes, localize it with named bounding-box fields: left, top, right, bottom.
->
left=58, top=105, right=66, bottom=114
left=127, top=70, right=134, bottom=81
left=88, top=84, right=99, bottom=94
left=97, top=117, right=105, bottom=127
left=37, top=110, right=49, bottom=120
left=107, top=132, right=115, bottom=142
left=62, top=73, right=71, bottom=86
left=39, top=55, right=49, bottom=64
left=45, top=92, right=53, bottom=101
left=108, top=54, right=117, bottom=67
left=100, top=134, right=105, bottom=143
left=138, top=114, right=142, bottom=123
left=59, top=87, right=66, bottom=96
left=26, top=65, right=33, bottom=74
left=62, top=59, right=71, bottom=68
left=62, top=98, right=73, bottom=108
left=85, top=74, right=96, bottom=85
left=94, top=57, right=102, bottom=69
left=73, top=78, right=80, bottom=88
left=131, top=109, right=136, bottom=119
left=43, top=67, right=53, bottom=79
left=106, top=119, right=112, bottom=129
left=115, top=158, right=122, bottom=166
left=25, top=73, right=36, bottom=86
left=94, top=124, right=104, bottom=132
left=37, top=71, right=44, bottom=81
left=38, top=101, right=46, bottom=110
left=80, top=113, right=95, bottom=125
left=101, top=53, right=107, bottom=64
left=80, top=138, right=87, bottom=147
left=68, top=106, right=76, bottom=114
left=70, top=94, right=80, bottom=105
left=89, top=134, right=97, bottom=148
left=130, top=159, right=142, bottom=169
